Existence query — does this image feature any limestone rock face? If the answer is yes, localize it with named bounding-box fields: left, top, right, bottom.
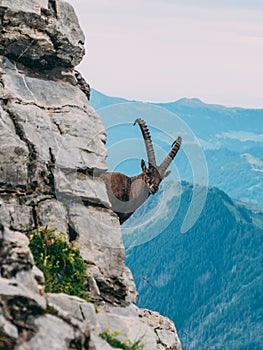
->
left=0, top=0, right=85, bottom=68
left=0, top=1, right=182, bottom=349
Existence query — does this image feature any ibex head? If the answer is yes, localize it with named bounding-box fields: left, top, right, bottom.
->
left=134, top=118, right=182, bottom=195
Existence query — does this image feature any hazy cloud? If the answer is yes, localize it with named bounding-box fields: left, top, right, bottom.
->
left=68, top=0, right=263, bottom=108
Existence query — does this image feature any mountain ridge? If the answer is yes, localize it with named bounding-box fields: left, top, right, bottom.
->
left=91, top=88, right=263, bottom=111
left=125, top=182, right=263, bottom=350
left=90, top=88, right=263, bottom=207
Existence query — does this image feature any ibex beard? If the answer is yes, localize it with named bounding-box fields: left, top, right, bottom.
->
left=100, top=118, right=182, bottom=224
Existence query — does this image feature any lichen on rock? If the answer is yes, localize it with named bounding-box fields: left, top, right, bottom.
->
left=0, top=0, right=182, bottom=349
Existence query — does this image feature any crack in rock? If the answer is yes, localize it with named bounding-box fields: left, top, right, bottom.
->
left=46, top=147, right=56, bottom=193
left=0, top=2, right=85, bottom=69
left=3, top=106, right=38, bottom=188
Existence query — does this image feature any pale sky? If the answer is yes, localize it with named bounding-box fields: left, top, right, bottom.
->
left=68, top=0, right=263, bottom=108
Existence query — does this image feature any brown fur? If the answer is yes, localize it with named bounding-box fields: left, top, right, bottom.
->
left=100, top=162, right=166, bottom=224
left=100, top=172, right=150, bottom=224
left=100, top=119, right=182, bottom=224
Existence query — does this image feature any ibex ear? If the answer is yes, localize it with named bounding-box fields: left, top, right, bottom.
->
left=141, top=159, right=147, bottom=173
left=164, top=170, right=171, bottom=178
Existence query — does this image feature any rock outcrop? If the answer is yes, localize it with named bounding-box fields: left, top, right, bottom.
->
left=0, top=1, right=182, bottom=349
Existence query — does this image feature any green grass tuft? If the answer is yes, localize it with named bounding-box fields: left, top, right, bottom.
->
left=29, top=226, right=88, bottom=301
left=100, top=328, right=144, bottom=350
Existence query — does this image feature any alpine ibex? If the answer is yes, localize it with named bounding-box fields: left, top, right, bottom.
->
left=100, top=118, right=182, bottom=224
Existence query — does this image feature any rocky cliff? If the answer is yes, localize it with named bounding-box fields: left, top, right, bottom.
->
left=0, top=1, right=182, bottom=349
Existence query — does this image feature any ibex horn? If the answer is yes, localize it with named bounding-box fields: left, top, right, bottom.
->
left=159, top=136, right=182, bottom=176
left=134, top=118, right=157, bottom=166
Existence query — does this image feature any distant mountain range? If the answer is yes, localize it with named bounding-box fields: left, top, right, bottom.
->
left=90, top=89, right=263, bottom=349
left=90, top=89, right=263, bottom=207
left=125, top=182, right=263, bottom=350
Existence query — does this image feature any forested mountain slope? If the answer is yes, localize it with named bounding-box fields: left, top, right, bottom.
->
left=125, top=183, right=263, bottom=350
